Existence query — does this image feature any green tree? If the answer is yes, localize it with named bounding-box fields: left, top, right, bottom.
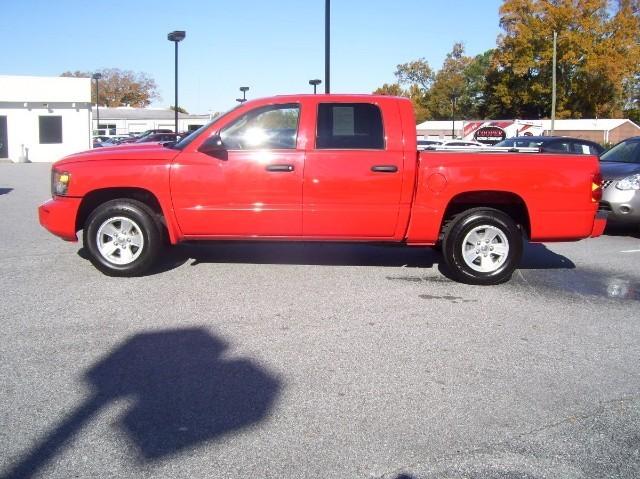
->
left=392, top=59, right=434, bottom=122
left=486, top=0, right=640, bottom=119
left=170, top=105, right=189, bottom=114
left=427, top=43, right=474, bottom=120
left=62, top=69, right=160, bottom=107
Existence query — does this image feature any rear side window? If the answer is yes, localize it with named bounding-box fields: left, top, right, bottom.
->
left=543, top=140, right=571, bottom=153
left=316, top=103, right=384, bottom=149
left=572, top=142, right=598, bottom=155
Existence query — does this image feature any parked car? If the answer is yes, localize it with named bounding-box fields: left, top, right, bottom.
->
left=135, top=133, right=182, bottom=143
left=494, top=136, right=604, bottom=155
left=92, top=136, right=111, bottom=148
left=39, top=94, right=605, bottom=285
left=599, top=136, right=640, bottom=227
left=441, top=139, right=488, bottom=148
left=417, top=139, right=444, bottom=150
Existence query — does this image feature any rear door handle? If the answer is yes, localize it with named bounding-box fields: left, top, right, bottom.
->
left=266, top=164, right=295, bottom=172
left=371, top=165, right=398, bottom=173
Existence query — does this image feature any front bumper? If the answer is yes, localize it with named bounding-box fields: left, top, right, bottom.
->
left=600, top=184, right=640, bottom=225
left=38, top=197, right=82, bottom=242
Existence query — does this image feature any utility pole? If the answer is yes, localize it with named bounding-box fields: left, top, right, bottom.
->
left=551, top=30, right=557, bottom=136
left=325, top=0, right=330, bottom=94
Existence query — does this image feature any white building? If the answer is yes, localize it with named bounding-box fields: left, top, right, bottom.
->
left=417, top=118, right=640, bottom=144
left=93, top=107, right=210, bottom=136
left=0, top=75, right=92, bottom=163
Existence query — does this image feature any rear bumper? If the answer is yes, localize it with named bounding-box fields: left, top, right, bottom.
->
left=590, top=211, right=608, bottom=237
left=38, top=197, right=81, bottom=242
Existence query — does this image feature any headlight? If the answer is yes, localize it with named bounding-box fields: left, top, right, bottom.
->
left=51, top=170, right=71, bottom=196
left=615, top=174, right=640, bottom=191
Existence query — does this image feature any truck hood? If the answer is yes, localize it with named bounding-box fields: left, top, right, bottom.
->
left=599, top=161, right=640, bottom=180
left=55, top=143, right=180, bottom=167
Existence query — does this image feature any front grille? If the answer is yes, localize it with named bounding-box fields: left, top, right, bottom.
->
left=598, top=201, right=612, bottom=212
left=602, top=179, right=614, bottom=189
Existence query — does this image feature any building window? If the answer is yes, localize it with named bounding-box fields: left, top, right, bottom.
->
left=98, top=124, right=117, bottom=135
left=39, top=116, right=63, bottom=144
left=316, top=103, right=385, bottom=149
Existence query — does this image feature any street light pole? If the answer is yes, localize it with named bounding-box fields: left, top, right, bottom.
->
left=309, top=79, right=322, bottom=94
left=91, top=73, right=102, bottom=134
left=551, top=30, right=557, bottom=136
left=167, top=30, right=186, bottom=134
left=325, top=0, right=330, bottom=94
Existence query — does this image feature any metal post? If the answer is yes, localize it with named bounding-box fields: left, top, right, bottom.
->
left=95, top=79, right=100, bottom=130
left=551, top=31, right=557, bottom=136
left=325, top=0, right=330, bottom=94
left=451, top=97, right=456, bottom=139
left=174, top=41, right=179, bottom=134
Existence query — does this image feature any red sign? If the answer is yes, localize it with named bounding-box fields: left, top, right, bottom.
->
left=474, top=126, right=506, bottom=144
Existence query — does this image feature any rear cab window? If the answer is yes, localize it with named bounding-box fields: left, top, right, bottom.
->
left=316, top=103, right=385, bottom=149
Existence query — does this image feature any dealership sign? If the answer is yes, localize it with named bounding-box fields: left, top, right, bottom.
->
left=474, top=126, right=507, bottom=144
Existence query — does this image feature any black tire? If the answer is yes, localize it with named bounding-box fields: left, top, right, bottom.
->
left=441, top=207, right=523, bottom=285
left=83, top=199, right=162, bottom=276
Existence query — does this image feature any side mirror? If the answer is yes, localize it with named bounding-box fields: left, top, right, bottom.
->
left=198, top=134, right=227, bottom=159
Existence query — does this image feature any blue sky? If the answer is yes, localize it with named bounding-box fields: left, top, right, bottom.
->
left=1, top=0, right=503, bottom=114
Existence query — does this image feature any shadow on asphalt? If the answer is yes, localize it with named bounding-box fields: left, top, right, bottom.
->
left=101, top=240, right=574, bottom=277
left=0, top=188, right=13, bottom=196
left=604, top=224, right=640, bottom=239
left=2, top=328, right=281, bottom=479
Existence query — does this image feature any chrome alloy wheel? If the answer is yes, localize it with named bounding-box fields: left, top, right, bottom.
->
left=461, top=225, right=509, bottom=273
left=96, top=216, right=144, bottom=265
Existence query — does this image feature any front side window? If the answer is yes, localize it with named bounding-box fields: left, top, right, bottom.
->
left=220, top=103, right=300, bottom=150
left=316, top=103, right=384, bottom=149
left=39, top=116, right=62, bottom=144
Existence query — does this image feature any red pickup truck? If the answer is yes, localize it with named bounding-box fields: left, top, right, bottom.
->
left=39, top=94, right=606, bottom=284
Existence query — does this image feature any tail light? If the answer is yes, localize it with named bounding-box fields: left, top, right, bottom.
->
left=591, top=172, right=603, bottom=203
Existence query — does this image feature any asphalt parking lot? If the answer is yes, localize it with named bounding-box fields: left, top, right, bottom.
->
left=1, top=162, right=639, bottom=479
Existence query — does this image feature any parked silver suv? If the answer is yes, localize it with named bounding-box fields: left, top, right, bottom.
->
left=600, top=137, right=640, bottom=227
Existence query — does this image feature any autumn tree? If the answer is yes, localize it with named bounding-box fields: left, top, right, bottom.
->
left=372, top=59, right=434, bottom=122
left=61, top=69, right=160, bottom=107
left=373, top=83, right=407, bottom=97
left=486, top=0, right=640, bottom=119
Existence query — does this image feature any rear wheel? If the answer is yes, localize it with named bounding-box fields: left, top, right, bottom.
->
left=83, top=199, right=162, bottom=276
left=441, top=208, right=522, bottom=285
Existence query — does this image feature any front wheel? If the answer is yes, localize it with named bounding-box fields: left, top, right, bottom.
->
left=83, top=199, right=162, bottom=276
left=441, top=208, right=523, bottom=285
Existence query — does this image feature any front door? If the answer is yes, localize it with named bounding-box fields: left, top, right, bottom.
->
left=303, top=102, right=404, bottom=238
left=171, top=103, right=304, bottom=237
left=0, top=117, right=8, bottom=159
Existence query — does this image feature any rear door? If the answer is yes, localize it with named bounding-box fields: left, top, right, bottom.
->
left=302, top=100, right=404, bottom=238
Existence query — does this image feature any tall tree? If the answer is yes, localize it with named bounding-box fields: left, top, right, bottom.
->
left=487, top=0, right=640, bottom=119
left=62, top=69, right=160, bottom=107
left=391, top=59, right=434, bottom=122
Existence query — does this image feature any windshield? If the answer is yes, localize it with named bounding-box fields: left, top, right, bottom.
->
left=600, top=140, right=640, bottom=163
left=173, top=104, right=243, bottom=150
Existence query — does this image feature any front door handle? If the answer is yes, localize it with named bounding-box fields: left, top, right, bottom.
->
left=266, top=164, right=295, bottom=172
left=371, top=165, right=398, bottom=173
